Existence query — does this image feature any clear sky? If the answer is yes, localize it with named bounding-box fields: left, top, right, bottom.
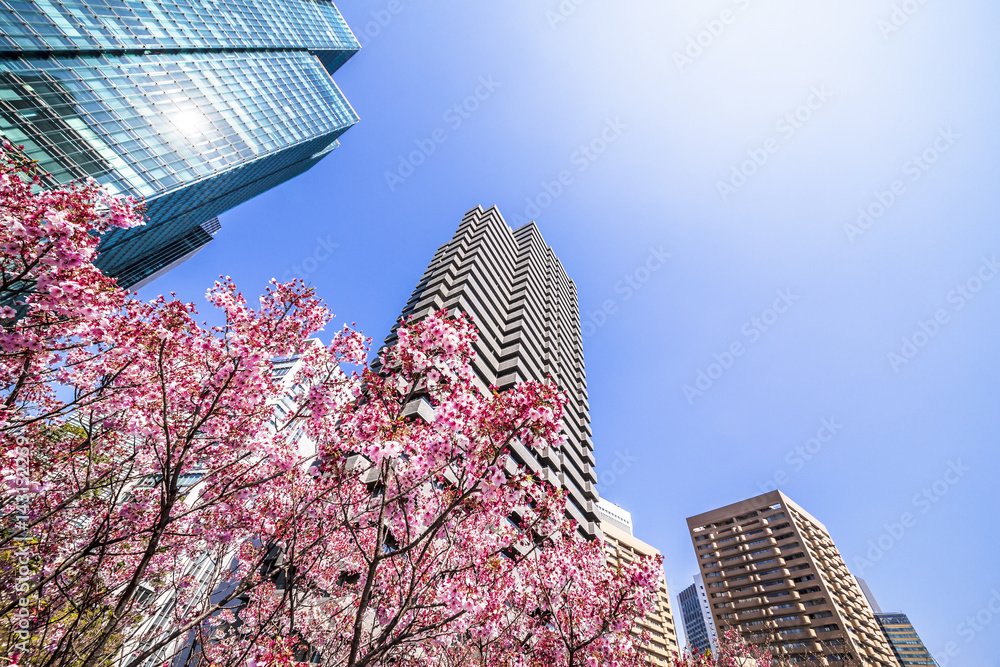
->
left=141, top=1, right=1000, bottom=664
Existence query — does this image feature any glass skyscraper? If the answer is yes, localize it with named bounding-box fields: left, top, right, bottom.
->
left=0, top=0, right=359, bottom=287
left=677, top=574, right=717, bottom=656
left=874, top=613, right=936, bottom=666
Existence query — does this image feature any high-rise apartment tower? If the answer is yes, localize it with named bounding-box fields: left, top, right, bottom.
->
left=0, top=0, right=359, bottom=287
left=686, top=491, right=899, bottom=666
left=382, top=206, right=600, bottom=537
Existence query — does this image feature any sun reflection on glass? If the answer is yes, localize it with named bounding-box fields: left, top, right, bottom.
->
left=170, top=108, right=208, bottom=137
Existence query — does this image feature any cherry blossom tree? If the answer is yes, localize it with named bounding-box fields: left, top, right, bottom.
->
left=182, top=311, right=662, bottom=667
left=0, top=152, right=669, bottom=667
left=0, top=141, right=141, bottom=429
left=671, top=630, right=773, bottom=667
left=675, top=628, right=868, bottom=667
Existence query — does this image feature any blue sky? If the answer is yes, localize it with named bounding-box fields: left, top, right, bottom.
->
left=142, top=1, right=1000, bottom=663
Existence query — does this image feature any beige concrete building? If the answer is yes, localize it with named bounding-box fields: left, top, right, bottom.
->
left=686, top=491, right=900, bottom=666
left=598, top=499, right=680, bottom=664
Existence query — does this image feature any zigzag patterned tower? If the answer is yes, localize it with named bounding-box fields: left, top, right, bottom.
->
left=382, top=205, right=600, bottom=538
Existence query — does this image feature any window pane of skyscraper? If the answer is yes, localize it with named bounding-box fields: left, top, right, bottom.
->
left=0, top=0, right=360, bottom=287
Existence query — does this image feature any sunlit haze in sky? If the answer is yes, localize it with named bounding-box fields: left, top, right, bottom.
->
left=140, top=2, right=1000, bottom=663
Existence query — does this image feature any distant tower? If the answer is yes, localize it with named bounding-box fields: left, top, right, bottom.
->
left=595, top=496, right=634, bottom=535
left=686, top=491, right=899, bottom=665
left=874, top=613, right=936, bottom=666
left=382, top=206, right=600, bottom=537
left=0, top=0, right=360, bottom=287
left=597, top=498, right=680, bottom=664
left=677, top=574, right=719, bottom=656
left=857, top=581, right=937, bottom=667
left=856, top=576, right=884, bottom=614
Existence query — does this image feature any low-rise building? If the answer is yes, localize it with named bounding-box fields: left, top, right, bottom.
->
left=598, top=498, right=680, bottom=664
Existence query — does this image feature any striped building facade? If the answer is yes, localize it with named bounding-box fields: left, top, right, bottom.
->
left=381, top=205, right=600, bottom=537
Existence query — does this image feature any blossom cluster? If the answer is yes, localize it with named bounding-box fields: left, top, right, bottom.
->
left=0, top=157, right=668, bottom=667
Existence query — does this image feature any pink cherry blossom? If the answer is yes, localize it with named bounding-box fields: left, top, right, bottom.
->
left=0, top=150, right=767, bottom=667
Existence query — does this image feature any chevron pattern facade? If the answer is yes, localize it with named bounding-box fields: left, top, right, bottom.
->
left=383, top=206, right=600, bottom=537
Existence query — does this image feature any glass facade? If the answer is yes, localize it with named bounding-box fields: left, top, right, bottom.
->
left=0, top=0, right=359, bottom=286
left=678, top=583, right=711, bottom=655
left=874, top=613, right=937, bottom=666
